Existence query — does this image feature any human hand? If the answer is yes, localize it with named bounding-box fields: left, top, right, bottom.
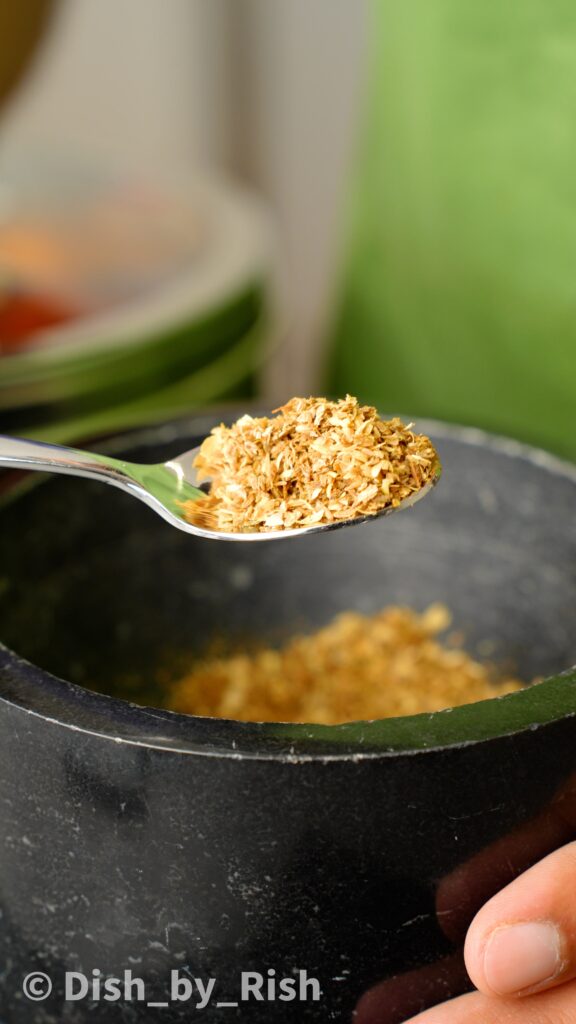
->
left=355, top=772, right=576, bottom=1024
left=404, top=839, right=576, bottom=1022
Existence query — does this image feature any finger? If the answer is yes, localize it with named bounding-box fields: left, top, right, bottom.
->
left=404, top=977, right=576, bottom=1023
left=464, top=839, right=576, bottom=997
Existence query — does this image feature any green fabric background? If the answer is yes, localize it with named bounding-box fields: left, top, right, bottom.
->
left=328, top=0, right=576, bottom=460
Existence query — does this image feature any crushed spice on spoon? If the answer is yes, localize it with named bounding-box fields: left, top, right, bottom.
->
left=182, top=395, right=439, bottom=533
left=165, top=603, right=524, bottom=724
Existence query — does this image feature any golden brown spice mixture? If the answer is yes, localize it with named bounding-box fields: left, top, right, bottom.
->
left=166, top=604, right=523, bottom=724
left=182, top=395, right=439, bottom=533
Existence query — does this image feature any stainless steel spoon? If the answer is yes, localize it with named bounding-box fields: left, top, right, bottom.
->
left=0, top=434, right=441, bottom=542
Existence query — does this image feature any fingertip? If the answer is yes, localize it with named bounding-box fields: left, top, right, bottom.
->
left=465, top=920, right=564, bottom=997
left=463, top=918, right=485, bottom=991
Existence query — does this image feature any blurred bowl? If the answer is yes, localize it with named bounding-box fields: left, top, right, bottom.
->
left=0, top=158, right=274, bottom=440
left=11, top=315, right=266, bottom=445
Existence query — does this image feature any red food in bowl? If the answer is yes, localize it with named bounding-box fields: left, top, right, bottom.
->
left=0, top=290, right=78, bottom=354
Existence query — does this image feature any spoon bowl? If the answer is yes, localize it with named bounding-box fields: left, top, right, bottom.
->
left=0, top=433, right=441, bottom=541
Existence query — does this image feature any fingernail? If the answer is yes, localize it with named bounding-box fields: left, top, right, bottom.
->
left=483, top=921, right=563, bottom=995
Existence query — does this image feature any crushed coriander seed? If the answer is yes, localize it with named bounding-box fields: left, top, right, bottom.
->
left=181, top=395, right=439, bottom=533
left=165, top=604, right=524, bottom=725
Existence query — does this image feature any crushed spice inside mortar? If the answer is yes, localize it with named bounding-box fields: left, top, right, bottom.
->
left=165, top=604, right=524, bottom=724
left=181, top=395, right=439, bottom=532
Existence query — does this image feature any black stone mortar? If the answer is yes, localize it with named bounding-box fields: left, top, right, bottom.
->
left=1, top=414, right=576, bottom=1024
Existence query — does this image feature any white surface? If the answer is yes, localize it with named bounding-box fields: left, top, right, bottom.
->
left=228, top=0, right=370, bottom=398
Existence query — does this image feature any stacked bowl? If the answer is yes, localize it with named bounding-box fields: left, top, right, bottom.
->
left=0, top=158, right=273, bottom=444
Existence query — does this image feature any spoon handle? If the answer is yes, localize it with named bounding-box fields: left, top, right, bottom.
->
left=0, top=434, right=131, bottom=487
